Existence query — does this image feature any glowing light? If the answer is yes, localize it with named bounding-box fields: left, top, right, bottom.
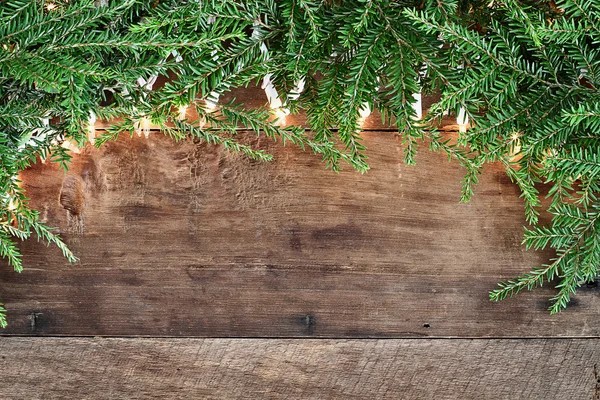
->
left=510, top=132, right=522, bottom=154
left=359, top=103, right=371, bottom=119
left=134, top=116, right=151, bottom=138
left=7, top=197, right=16, bottom=211
left=138, top=117, right=151, bottom=138
left=262, top=75, right=283, bottom=110
left=205, top=100, right=217, bottom=112
left=288, top=78, right=306, bottom=101
left=61, top=140, right=80, bottom=154
left=204, top=91, right=220, bottom=112
left=177, top=105, right=188, bottom=121
left=412, top=92, right=423, bottom=120
left=457, top=107, right=469, bottom=133
left=87, top=111, right=96, bottom=144
left=46, top=3, right=57, bottom=11
left=273, top=107, right=290, bottom=126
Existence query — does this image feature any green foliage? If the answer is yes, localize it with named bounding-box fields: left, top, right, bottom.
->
left=1, top=0, right=600, bottom=324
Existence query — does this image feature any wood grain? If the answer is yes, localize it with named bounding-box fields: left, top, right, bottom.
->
left=2, top=129, right=599, bottom=337
left=1, top=338, right=598, bottom=399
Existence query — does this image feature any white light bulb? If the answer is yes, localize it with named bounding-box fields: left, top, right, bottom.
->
left=88, top=111, right=96, bottom=144
left=178, top=105, right=187, bottom=121
left=205, top=92, right=220, bottom=112
left=359, top=103, right=371, bottom=119
left=7, top=197, right=16, bottom=211
left=288, top=78, right=306, bottom=101
left=205, top=100, right=217, bottom=112
left=510, top=132, right=522, bottom=155
left=62, top=140, right=80, bottom=154
left=273, top=108, right=290, bottom=126
left=412, top=92, right=422, bottom=120
left=262, top=74, right=283, bottom=109
left=457, top=107, right=469, bottom=132
left=135, top=116, right=151, bottom=138
left=142, top=117, right=151, bottom=139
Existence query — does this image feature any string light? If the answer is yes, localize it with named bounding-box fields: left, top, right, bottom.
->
left=273, top=107, right=290, bottom=126
left=39, top=117, right=50, bottom=163
left=288, top=78, right=306, bottom=101
left=413, top=62, right=426, bottom=120
left=253, top=21, right=291, bottom=124
left=205, top=95, right=219, bottom=112
left=262, top=74, right=283, bottom=108
left=61, top=139, right=80, bottom=154
left=87, top=111, right=96, bottom=144
left=177, top=105, right=188, bottom=121
left=7, top=197, right=16, bottom=211
left=508, top=132, right=523, bottom=162
left=359, top=103, right=372, bottom=119
left=510, top=132, right=521, bottom=154
left=457, top=107, right=469, bottom=133
left=412, top=92, right=423, bottom=120
left=46, top=3, right=57, bottom=11
left=135, top=116, right=151, bottom=139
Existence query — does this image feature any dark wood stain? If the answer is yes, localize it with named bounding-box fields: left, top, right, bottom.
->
left=0, top=128, right=597, bottom=337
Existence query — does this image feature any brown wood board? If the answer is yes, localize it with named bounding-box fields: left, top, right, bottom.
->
left=1, top=338, right=598, bottom=399
left=1, top=130, right=598, bottom=337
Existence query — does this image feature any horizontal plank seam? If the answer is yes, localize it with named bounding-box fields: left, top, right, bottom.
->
left=2, top=335, right=600, bottom=340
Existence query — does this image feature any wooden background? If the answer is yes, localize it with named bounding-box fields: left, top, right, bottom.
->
left=1, top=88, right=599, bottom=399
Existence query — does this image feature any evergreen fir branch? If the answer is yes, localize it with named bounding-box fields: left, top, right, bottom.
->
left=215, top=102, right=348, bottom=170
left=558, top=0, right=600, bottom=37
left=502, top=160, right=541, bottom=225
left=406, top=9, right=568, bottom=89
left=491, top=204, right=600, bottom=312
left=31, top=222, right=77, bottom=263
left=546, top=147, right=600, bottom=182
left=296, top=0, right=321, bottom=43
left=0, top=228, right=24, bottom=273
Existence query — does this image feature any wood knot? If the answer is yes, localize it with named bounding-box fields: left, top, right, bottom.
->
left=298, top=313, right=317, bottom=335
left=60, top=176, right=85, bottom=215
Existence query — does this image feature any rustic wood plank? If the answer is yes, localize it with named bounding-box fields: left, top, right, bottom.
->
left=1, top=129, right=599, bottom=337
left=1, top=338, right=598, bottom=399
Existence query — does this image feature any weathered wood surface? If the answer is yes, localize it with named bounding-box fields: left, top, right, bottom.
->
left=1, top=338, right=598, bottom=399
left=2, top=129, right=599, bottom=337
